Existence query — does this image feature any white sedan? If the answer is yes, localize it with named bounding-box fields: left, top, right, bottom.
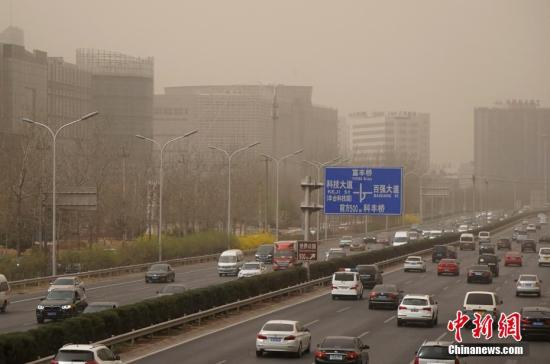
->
left=48, top=276, right=86, bottom=294
left=238, top=262, right=266, bottom=278
left=256, top=320, right=311, bottom=358
left=403, top=256, right=427, bottom=272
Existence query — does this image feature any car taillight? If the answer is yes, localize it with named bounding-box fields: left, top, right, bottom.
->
left=399, top=305, right=407, bottom=310
left=332, top=286, right=338, bottom=289
left=455, top=358, right=460, bottom=364
left=388, top=293, right=396, bottom=298
left=284, top=335, right=296, bottom=340
left=315, top=351, right=326, bottom=359
left=257, top=334, right=267, bottom=340
left=346, top=351, right=358, bottom=359
left=413, top=356, right=420, bottom=364
left=545, top=319, right=550, bottom=325
left=422, top=307, right=432, bottom=312
left=521, top=318, right=530, bottom=324
left=369, top=292, right=377, bottom=297
left=50, top=361, right=58, bottom=364
left=468, top=272, right=474, bottom=276
left=350, top=285, right=358, bottom=290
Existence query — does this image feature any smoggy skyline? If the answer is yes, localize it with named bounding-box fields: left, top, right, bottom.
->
left=1, top=0, right=549, bottom=166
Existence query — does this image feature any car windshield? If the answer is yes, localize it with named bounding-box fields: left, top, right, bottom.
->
left=418, top=346, right=454, bottom=359
left=519, top=275, right=537, bottom=282
left=262, top=323, right=294, bottom=332
left=149, top=264, right=168, bottom=271
left=46, top=290, right=74, bottom=300
left=161, top=285, right=186, bottom=293
left=540, top=248, right=550, bottom=254
left=321, top=338, right=355, bottom=349
left=470, top=265, right=489, bottom=271
left=55, top=350, right=94, bottom=361
left=243, top=263, right=260, bottom=270
left=406, top=257, right=421, bottom=262
left=274, top=250, right=292, bottom=258
left=256, top=245, right=273, bottom=254
left=479, top=255, right=497, bottom=263
left=334, top=273, right=355, bottom=281
left=523, top=309, right=550, bottom=318
left=461, top=236, right=473, bottom=242
left=433, top=246, right=446, bottom=252
left=394, top=237, right=407, bottom=242
left=52, top=278, right=74, bottom=285
left=219, top=256, right=237, bottom=263
left=342, top=236, right=352, bottom=240
left=373, top=284, right=397, bottom=293
left=466, top=293, right=494, bottom=305
left=356, top=266, right=376, bottom=274
left=402, top=298, right=428, bottom=306
left=440, top=259, right=455, bottom=264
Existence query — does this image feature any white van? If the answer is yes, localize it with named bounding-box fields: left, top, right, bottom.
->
left=0, top=274, right=10, bottom=313
left=392, top=231, right=409, bottom=246
left=462, top=291, right=502, bottom=321
left=331, top=269, right=363, bottom=300
left=217, top=249, right=245, bottom=276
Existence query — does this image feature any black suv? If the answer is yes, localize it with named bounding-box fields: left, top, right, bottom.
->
left=478, top=254, right=499, bottom=277
left=356, top=264, right=383, bottom=288
left=521, top=239, right=537, bottom=253
left=36, top=288, right=87, bottom=323
left=431, top=245, right=457, bottom=263
left=255, top=244, right=274, bottom=263
left=497, top=238, right=511, bottom=250
left=479, top=243, right=496, bottom=254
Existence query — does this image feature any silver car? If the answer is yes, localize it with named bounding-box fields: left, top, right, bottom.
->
left=48, top=276, right=85, bottom=294
left=414, top=340, right=467, bottom=364
left=256, top=320, right=311, bottom=358
left=403, top=256, right=427, bottom=272
left=515, top=274, right=542, bottom=297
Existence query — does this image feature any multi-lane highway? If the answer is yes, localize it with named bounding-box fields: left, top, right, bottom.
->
left=125, top=221, right=550, bottom=364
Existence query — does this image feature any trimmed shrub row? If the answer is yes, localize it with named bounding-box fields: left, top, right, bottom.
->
left=0, top=210, right=540, bottom=364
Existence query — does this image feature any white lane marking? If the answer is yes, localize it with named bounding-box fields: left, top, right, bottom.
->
left=358, top=330, right=370, bottom=338
left=304, top=319, right=319, bottom=327
left=383, top=315, right=396, bottom=323
left=436, top=332, right=447, bottom=341
left=215, top=361, right=226, bottom=364
left=443, top=286, right=449, bottom=291
left=337, top=306, right=351, bottom=313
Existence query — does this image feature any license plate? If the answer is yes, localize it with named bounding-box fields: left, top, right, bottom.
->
left=411, top=308, right=419, bottom=312
left=533, top=322, right=544, bottom=326
left=379, top=295, right=386, bottom=298
left=47, top=312, right=56, bottom=316
left=330, top=354, right=343, bottom=360
left=269, top=337, right=282, bottom=342
left=474, top=272, right=482, bottom=276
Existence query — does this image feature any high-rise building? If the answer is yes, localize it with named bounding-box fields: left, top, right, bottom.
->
left=0, top=26, right=24, bottom=47
left=343, top=111, right=430, bottom=171
left=474, top=100, right=550, bottom=208
left=0, top=43, right=48, bottom=134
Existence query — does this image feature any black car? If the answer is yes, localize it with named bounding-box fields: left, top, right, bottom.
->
left=255, top=244, right=274, bottom=263
left=479, top=243, right=496, bottom=254
left=478, top=254, right=499, bottom=277
left=36, top=288, right=87, bottom=323
left=145, top=263, right=176, bottom=283
left=521, top=239, right=537, bottom=253
left=431, top=245, right=457, bottom=263
left=368, top=284, right=403, bottom=309
left=520, top=306, right=550, bottom=339
left=356, top=265, right=383, bottom=288
left=540, top=235, right=550, bottom=243
left=467, top=265, right=493, bottom=284
left=315, top=336, right=370, bottom=364
left=362, top=235, right=377, bottom=244
left=496, top=238, right=511, bottom=250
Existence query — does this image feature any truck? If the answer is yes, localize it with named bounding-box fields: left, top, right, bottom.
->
left=273, top=241, right=298, bottom=271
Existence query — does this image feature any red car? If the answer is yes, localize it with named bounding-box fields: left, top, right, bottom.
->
left=504, top=251, right=523, bottom=266
left=437, top=259, right=459, bottom=276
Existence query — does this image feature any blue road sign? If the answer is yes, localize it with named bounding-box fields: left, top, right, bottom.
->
left=324, top=167, right=403, bottom=215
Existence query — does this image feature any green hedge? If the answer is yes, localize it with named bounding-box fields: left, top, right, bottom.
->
left=0, top=210, right=541, bottom=364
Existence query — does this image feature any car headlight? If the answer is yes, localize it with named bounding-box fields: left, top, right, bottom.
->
left=37, top=305, right=44, bottom=310
left=61, top=305, right=73, bottom=310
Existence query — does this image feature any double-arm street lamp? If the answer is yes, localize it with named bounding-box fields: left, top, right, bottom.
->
left=209, top=142, right=261, bottom=249
left=261, top=149, right=304, bottom=241
left=136, top=130, right=198, bottom=262
left=21, top=111, right=99, bottom=276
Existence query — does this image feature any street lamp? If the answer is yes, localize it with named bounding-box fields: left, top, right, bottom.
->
left=261, top=148, right=304, bottom=241
left=209, top=142, right=261, bottom=249
left=20, top=111, right=99, bottom=276
left=136, top=130, right=198, bottom=261
left=303, top=156, right=342, bottom=241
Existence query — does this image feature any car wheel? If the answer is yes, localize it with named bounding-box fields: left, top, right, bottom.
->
left=368, top=302, right=373, bottom=309
left=434, top=314, right=438, bottom=325
left=256, top=350, right=263, bottom=357
left=37, top=317, right=44, bottom=324
left=306, top=340, right=311, bottom=353
left=332, top=295, right=337, bottom=300
left=0, top=302, right=6, bottom=313
left=516, top=292, right=519, bottom=297
left=428, top=316, right=435, bottom=328
left=397, top=318, right=403, bottom=327
left=145, top=279, right=149, bottom=283
left=296, top=343, right=303, bottom=358
left=537, top=292, right=541, bottom=297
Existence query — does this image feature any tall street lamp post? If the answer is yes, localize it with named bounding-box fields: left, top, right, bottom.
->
left=21, top=111, right=99, bottom=276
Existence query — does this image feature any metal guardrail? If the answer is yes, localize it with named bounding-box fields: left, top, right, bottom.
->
left=24, top=214, right=528, bottom=364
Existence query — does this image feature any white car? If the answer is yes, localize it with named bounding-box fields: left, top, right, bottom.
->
left=53, top=344, right=123, bottom=364
left=539, top=248, right=550, bottom=267
left=457, top=224, right=469, bottom=233
left=48, top=276, right=85, bottom=294
left=515, top=274, right=542, bottom=297
left=256, top=320, right=311, bottom=358
left=397, top=294, right=438, bottom=327
left=461, top=291, right=502, bottom=322
left=331, top=270, right=364, bottom=300
left=527, top=224, right=537, bottom=232
left=238, top=262, right=266, bottom=278
left=414, top=341, right=467, bottom=364
left=403, top=256, right=426, bottom=272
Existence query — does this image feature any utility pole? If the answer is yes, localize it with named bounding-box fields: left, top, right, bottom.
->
left=264, top=156, right=269, bottom=232
left=121, top=146, right=130, bottom=241
left=472, top=175, right=476, bottom=222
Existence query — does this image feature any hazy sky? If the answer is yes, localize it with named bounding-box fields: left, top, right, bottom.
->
left=1, top=0, right=549, bottom=166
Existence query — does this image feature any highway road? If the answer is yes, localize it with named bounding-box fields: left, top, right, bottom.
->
left=127, top=220, right=550, bottom=364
